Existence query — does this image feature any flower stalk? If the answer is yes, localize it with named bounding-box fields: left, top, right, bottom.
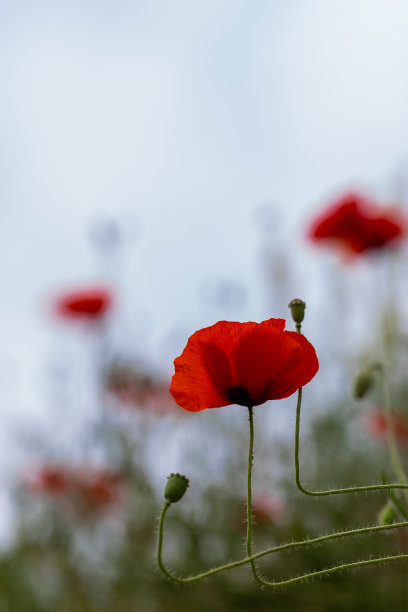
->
left=157, top=300, right=408, bottom=588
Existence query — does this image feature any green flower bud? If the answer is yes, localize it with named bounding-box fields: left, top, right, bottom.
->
left=164, top=473, right=189, bottom=503
left=353, top=369, right=375, bottom=399
left=288, top=299, right=306, bottom=324
left=378, top=501, right=397, bottom=526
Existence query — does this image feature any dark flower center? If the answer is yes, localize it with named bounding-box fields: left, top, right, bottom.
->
left=226, top=385, right=254, bottom=407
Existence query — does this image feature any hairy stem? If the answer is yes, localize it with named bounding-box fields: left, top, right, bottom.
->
left=157, top=502, right=408, bottom=585
left=295, top=387, right=408, bottom=496
left=246, top=406, right=263, bottom=584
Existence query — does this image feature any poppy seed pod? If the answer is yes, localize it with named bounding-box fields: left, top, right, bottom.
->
left=288, top=299, right=306, bottom=324
left=164, top=473, right=189, bottom=503
left=353, top=369, right=375, bottom=399
left=378, top=501, right=397, bottom=526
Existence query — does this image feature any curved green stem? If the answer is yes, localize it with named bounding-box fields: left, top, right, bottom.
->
left=157, top=501, right=173, bottom=580
left=295, top=387, right=408, bottom=496
left=158, top=400, right=408, bottom=586
left=241, top=552, right=408, bottom=588
left=157, top=502, right=408, bottom=584
left=293, top=320, right=408, bottom=497
left=384, top=476, right=408, bottom=520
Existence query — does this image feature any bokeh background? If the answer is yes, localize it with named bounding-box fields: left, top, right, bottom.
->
left=2, top=1, right=408, bottom=610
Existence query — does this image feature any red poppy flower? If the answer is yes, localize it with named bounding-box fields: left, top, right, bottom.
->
left=308, top=193, right=406, bottom=256
left=170, top=318, right=318, bottom=412
left=27, top=466, right=123, bottom=512
left=55, top=287, right=112, bottom=320
left=251, top=493, right=286, bottom=524
left=29, top=466, right=69, bottom=494
left=364, top=411, right=408, bottom=445
left=77, top=470, right=122, bottom=508
left=105, top=362, right=178, bottom=415
left=235, top=493, right=287, bottom=531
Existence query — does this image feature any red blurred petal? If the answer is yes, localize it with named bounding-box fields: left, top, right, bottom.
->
left=308, top=193, right=406, bottom=256
left=56, top=288, right=113, bottom=320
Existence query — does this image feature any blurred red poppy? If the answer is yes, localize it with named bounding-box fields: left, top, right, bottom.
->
left=235, top=492, right=287, bottom=532
left=251, top=493, right=286, bottom=524
left=55, top=287, right=112, bottom=320
left=30, top=466, right=69, bottom=494
left=28, top=466, right=122, bottom=513
left=364, top=411, right=408, bottom=445
left=76, top=470, right=122, bottom=509
left=105, top=362, right=178, bottom=415
left=308, top=193, right=406, bottom=256
left=170, top=318, right=318, bottom=412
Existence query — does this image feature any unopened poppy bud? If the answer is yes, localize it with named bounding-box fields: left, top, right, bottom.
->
left=378, top=501, right=397, bottom=526
left=164, top=473, right=189, bottom=503
left=288, top=299, right=306, bottom=324
left=353, top=369, right=375, bottom=399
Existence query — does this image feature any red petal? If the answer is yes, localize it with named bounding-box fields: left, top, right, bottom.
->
left=308, top=193, right=406, bottom=256
left=170, top=321, right=237, bottom=411
left=230, top=320, right=289, bottom=403
left=56, top=288, right=112, bottom=319
left=231, top=321, right=318, bottom=404
left=261, top=331, right=319, bottom=400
